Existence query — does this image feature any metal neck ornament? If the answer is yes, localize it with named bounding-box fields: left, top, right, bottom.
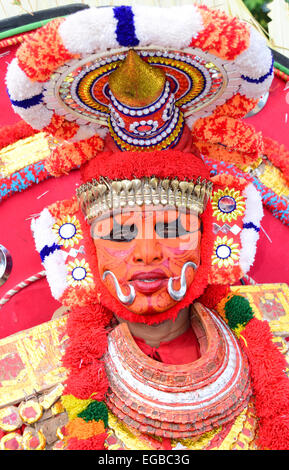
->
left=103, top=270, right=136, bottom=305
left=167, top=261, right=197, bottom=301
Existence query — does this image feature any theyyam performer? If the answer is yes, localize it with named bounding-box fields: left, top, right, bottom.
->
left=5, top=4, right=289, bottom=450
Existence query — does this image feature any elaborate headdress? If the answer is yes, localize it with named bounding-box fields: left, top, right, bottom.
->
left=6, top=4, right=288, bottom=453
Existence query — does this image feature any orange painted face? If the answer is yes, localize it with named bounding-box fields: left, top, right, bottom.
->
left=91, top=205, right=202, bottom=315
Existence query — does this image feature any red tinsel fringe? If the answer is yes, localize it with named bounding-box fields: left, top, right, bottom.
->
left=61, top=300, right=112, bottom=400
left=16, top=18, right=77, bottom=82
left=198, top=284, right=230, bottom=310
left=240, top=318, right=289, bottom=450
left=67, top=433, right=107, bottom=450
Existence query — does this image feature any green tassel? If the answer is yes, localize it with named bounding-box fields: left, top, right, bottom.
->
left=224, top=295, right=254, bottom=331
left=77, top=401, right=108, bottom=428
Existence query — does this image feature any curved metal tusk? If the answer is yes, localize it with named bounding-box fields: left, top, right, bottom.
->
left=103, top=270, right=136, bottom=305
left=167, top=261, right=197, bottom=301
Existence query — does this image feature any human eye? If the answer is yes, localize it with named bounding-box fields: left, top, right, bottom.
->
left=155, top=218, right=186, bottom=238
left=155, top=217, right=202, bottom=238
left=101, top=218, right=137, bottom=242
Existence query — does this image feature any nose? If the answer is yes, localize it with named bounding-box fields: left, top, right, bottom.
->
left=132, top=238, right=163, bottom=265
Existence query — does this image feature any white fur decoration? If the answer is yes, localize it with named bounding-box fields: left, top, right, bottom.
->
left=235, top=26, right=274, bottom=99
left=43, top=250, right=68, bottom=300
left=6, top=58, right=43, bottom=101
left=239, top=183, right=264, bottom=274
left=31, top=208, right=68, bottom=300
left=59, top=7, right=119, bottom=55
left=6, top=58, right=53, bottom=129
left=11, top=103, right=53, bottom=130
left=31, top=208, right=58, bottom=253
left=242, top=183, right=264, bottom=227
left=132, top=5, right=203, bottom=48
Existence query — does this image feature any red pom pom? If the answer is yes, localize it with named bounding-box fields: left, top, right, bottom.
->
left=63, top=359, right=109, bottom=401
left=198, top=284, right=230, bottom=309
left=67, top=433, right=107, bottom=450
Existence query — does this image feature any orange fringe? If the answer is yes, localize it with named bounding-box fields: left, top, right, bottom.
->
left=192, top=116, right=263, bottom=157
left=16, top=18, right=77, bottom=82
left=66, top=417, right=105, bottom=439
left=48, top=196, right=79, bottom=220
left=45, top=134, right=104, bottom=177
left=191, top=5, right=250, bottom=61
left=216, top=291, right=238, bottom=322
left=43, top=115, right=80, bottom=141
left=212, top=94, right=258, bottom=120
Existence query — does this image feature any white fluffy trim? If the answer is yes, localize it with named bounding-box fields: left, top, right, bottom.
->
left=31, top=208, right=68, bottom=300
left=239, top=183, right=263, bottom=274
left=43, top=250, right=68, bottom=300
left=59, top=7, right=119, bottom=55
left=11, top=102, right=53, bottom=130
left=59, top=5, right=203, bottom=55
left=31, top=208, right=58, bottom=253
left=6, top=58, right=43, bottom=101
left=70, top=123, right=108, bottom=142
left=235, top=26, right=274, bottom=99
left=132, top=5, right=203, bottom=48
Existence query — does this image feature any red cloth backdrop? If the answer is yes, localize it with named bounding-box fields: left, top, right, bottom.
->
left=0, top=43, right=288, bottom=339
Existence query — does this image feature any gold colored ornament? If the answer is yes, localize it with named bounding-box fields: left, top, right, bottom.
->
left=212, top=187, right=246, bottom=223
left=38, top=384, right=65, bottom=411
left=109, top=49, right=166, bottom=108
left=52, top=215, right=83, bottom=249
left=212, top=235, right=240, bottom=269
left=0, top=406, right=22, bottom=432
left=66, top=258, right=94, bottom=288
left=52, top=439, right=67, bottom=450
left=0, top=432, right=23, bottom=450
left=18, top=399, right=43, bottom=424
left=51, top=400, right=65, bottom=416
left=23, top=429, right=46, bottom=450
left=77, top=176, right=212, bottom=222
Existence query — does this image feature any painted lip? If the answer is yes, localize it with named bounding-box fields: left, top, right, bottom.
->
left=130, top=270, right=169, bottom=295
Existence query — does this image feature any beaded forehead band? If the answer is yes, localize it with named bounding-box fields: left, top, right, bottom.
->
left=76, top=176, right=213, bottom=222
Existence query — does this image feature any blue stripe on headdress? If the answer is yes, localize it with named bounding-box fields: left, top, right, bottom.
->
left=241, top=55, right=274, bottom=84
left=8, top=91, right=44, bottom=109
left=113, top=6, right=139, bottom=47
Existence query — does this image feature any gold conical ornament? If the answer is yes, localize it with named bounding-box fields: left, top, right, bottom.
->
left=109, top=49, right=166, bottom=108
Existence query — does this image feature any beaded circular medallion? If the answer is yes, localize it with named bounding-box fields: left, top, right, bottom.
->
left=43, top=47, right=233, bottom=127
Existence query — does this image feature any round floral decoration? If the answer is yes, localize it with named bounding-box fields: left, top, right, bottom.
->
left=212, top=236, right=240, bottom=268
left=212, top=188, right=245, bottom=223
left=67, top=258, right=93, bottom=287
left=52, top=215, right=83, bottom=248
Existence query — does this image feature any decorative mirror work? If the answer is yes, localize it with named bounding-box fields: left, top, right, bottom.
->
left=43, top=48, right=230, bottom=127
